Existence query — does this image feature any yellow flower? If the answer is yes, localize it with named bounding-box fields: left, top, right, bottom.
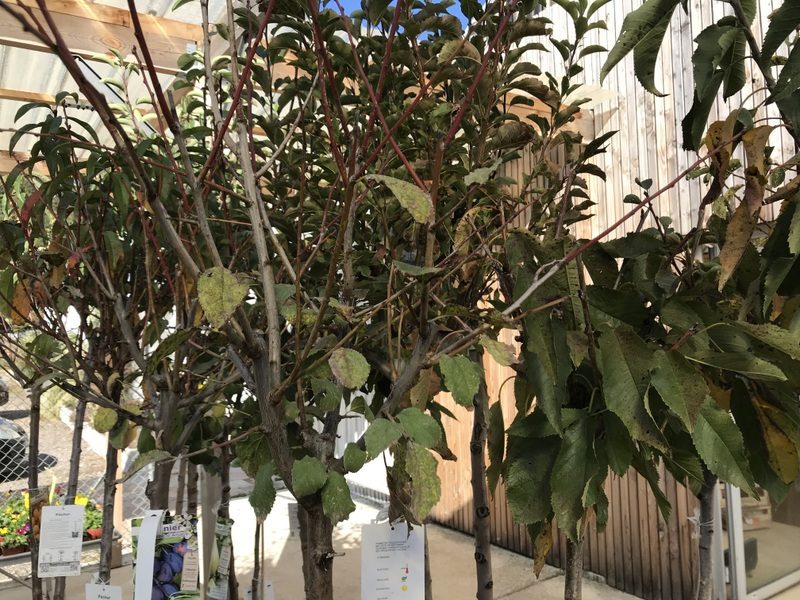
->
left=75, top=496, right=89, bottom=506
left=0, top=528, right=8, bottom=535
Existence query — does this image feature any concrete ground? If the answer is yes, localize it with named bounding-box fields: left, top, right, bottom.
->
left=3, top=491, right=638, bottom=600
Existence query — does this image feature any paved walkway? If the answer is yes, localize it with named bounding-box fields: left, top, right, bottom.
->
left=5, top=492, right=639, bottom=599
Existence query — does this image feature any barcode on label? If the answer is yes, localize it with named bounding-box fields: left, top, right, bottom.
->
left=40, top=561, right=79, bottom=573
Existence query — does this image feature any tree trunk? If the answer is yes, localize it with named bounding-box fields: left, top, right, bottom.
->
left=696, top=469, right=718, bottom=600
left=27, top=386, right=43, bottom=600
left=220, top=437, right=239, bottom=600
left=175, top=456, right=186, bottom=514
left=471, top=386, right=493, bottom=600
left=97, top=436, right=119, bottom=584
left=251, top=522, right=261, bottom=600
left=424, top=526, right=433, bottom=600
left=147, top=461, right=173, bottom=510
left=298, top=503, right=335, bottom=600
left=564, top=537, right=584, bottom=600
left=52, top=395, right=88, bottom=600
left=187, top=461, right=198, bottom=515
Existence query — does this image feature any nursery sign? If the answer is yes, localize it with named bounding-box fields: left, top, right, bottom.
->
left=38, top=505, right=85, bottom=577
left=361, top=522, right=424, bottom=600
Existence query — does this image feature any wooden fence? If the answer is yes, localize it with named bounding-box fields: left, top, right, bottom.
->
left=429, top=328, right=701, bottom=600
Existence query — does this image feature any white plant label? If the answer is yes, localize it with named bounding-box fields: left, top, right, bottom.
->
left=85, top=583, right=122, bottom=600
left=361, top=522, right=424, bottom=600
left=38, top=505, right=85, bottom=577
left=132, top=510, right=164, bottom=600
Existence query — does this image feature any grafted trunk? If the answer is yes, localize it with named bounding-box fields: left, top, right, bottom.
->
left=27, top=386, right=43, bottom=600
left=187, top=461, right=199, bottom=515
left=298, top=503, right=335, bottom=600
left=147, top=461, right=173, bottom=510
left=471, top=386, right=493, bottom=600
left=175, top=456, right=186, bottom=514
left=564, top=537, right=584, bottom=600
left=97, top=437, right=119, bottom=584
left=696, top=469, right=717, bottom=600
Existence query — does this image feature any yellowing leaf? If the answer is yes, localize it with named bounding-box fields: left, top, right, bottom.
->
left=718, top=171, right=763, bottom=291
left=754, top=400, right=799, bottom=484
left=93, top=407, right=118, bottom=433
left=405, top=443, right=441, bottom=521
left=365, top=175, right=433, bottom=224
left=409, top=369, right=440, bottom=408
left=480, top=335, right=518, bottom=367
left=742, top=126, right=774, bottom=176
left=197, top=267, right=249, bottom=329
left=439, top=39, right=481, bottom=63
left=328, top=348, right=370, bottom=389
left=11, top=281, right=31, bottom=325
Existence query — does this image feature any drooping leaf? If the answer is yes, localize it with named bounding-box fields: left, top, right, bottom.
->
left=650, top=349, right=709, bottom=431
left=397, top=407, right=442, bottom=448
left=343, top=443, right=367, bottom=473
left=600, top=0, right=681, bottom=86
left=328, top=348, right=370, bottom=389
left=753, top=399, right=800, bottom=484
left=597, top=327, right=666, bottom=450
left=122, top=450, right=171, bottom=481
left=692, top=398, right=756, bottom=496
left=718, top=176, right=764, bottom=291
left=365, top=174, right=433, bottom=223
left=322, top=472, right=356, bottom=524
left=505, top=435, right=561, bottom=524
left=603, top=412, right=635, bottom=476
left=550, top=415, right=596, bottom=541
left=480, top=335, right=518, bottom=367
left=291, top=455, right=328, bottom=498
left=364, top=419, right=404, bottom=458
left=439, top=354, right=482, bottom=407
left=685, top=350, right=788, bottom=381
left=486, top=401, right=505, bottom=497
left=93, top=407, right=119, bottom=434
left=404, top=444, right=441, bottom=520
left=249, top=463, right=277, bottom=521
left=761, top=0, right=800, bottom=62
left=147, top=330, right=194, bottom=374
left=197, top=267, right=249, bottom=329
left=527, top=520, right=554, bottom=578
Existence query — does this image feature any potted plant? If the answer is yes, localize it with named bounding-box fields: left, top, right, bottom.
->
left=0, top=494, right=31, bottom=555
left=83, top=503, right=103, bottom=540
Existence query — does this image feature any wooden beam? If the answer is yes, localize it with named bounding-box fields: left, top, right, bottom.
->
left=0, top=86, right=88, bottom=106
left=0, top=1, right=201, bottom=74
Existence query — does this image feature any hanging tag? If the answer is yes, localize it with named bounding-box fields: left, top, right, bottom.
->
left=361, top=522, right=425, bottom=599
left=38, top=505, right=85, bottom=577
left=85, top=583, right=122, bottom=600
left=132, top=510, right=164, bottom=600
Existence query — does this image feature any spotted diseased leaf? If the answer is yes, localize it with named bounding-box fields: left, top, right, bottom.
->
left=92, top=407, right=119, bottom=433
left=650, top=349, right=709, bottom=432
left=343, top=443, right=367, bottom=473
left=364, top=419, right=404, bottom=458
left=505, top=435, right=560, bottom=524
left=734, top=322, right=800, bottom=361
left=249, top=463, right=277, bottom=521
left=197, top=267, right=249, bottom=329
left=405, top=443, right=441, bottom=521
left=322, top=472, right=356, bottom=524
left=754, top=399, right=800, bottom=485
left=392, top=261, right=442, bottom=280
left=328, top=348, right=370, bottom=389
left=439, top=354, right=482, bottom=407
left=410, top=369, right=440, bottom=408
left=365, top=174, right=433, bottom=224
left=439, top=38, right=481, bottom=63
left=10, top=281, right=31, bottom=326
left=291, top=456, right=328, bottom=498
left=692, top=398, right=756, bottom=497
left=486, top=401, right=505, bottom=497
left=550, top=415, right=596, bottom=541
left=718, top=177, right=765, bottom=291
left=397, top=407, right=442, bottom=448
left=122, top=450, right=171, bottom=482
left=480, top=335, right=518, bottom=367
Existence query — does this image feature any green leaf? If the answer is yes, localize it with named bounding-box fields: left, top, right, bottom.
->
left=122, top=450, right=171, bottom=481
left=291, top=456, right=328, bottom=498
left=328, top=348, right=370, bottom=389
left=685, top=350, right=788, bottom=381
left=486, top=401, right=505, bottom=497
left=550, top=416, right=596, bottom=541
left=505, top=436, right=561, bottom=524
left=464, top=158, right=502, bottom=186
left=597, top=327, right=666, bottom=450
left=631, top=8, right=674, bottom=95
left=397, top=408, right=442, bottom=448
left=343, top=443, right=367, bottom=473
left=762, top=0, right=800, bottom=62
left=392, top=261, right=442, bottom=280
left=692, top=398, right=756, bottom=496
left=439, top=39, right=482, bottom=63
left=364, top=419, right=404, bottom=458
left=197, top=267, right=250, bottom=329
left=322, top=472, right=356, bottom=524
left=650, top=349, right=709, bottom=432
left=249, top=463, right=277, bottom=521
left=565, top=330, right=589, bottom=367
left=603, top=413, right=634, bottom=476
left=734, top=322, right=800, bottom=361
left=405, top=444, right=441, bottom=520
left=365, top=174, right=433, bottom=223
left=480, top=335, right=518, bottom=367
left=93, top=407, right=118, bottom=433
left=600, top=0, right=681, bottom=85
left=311, top=378, right=342, bottom=412
left=147, top=330, right=194, bottom=374
left=439, top=354, right=482, bottom=407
